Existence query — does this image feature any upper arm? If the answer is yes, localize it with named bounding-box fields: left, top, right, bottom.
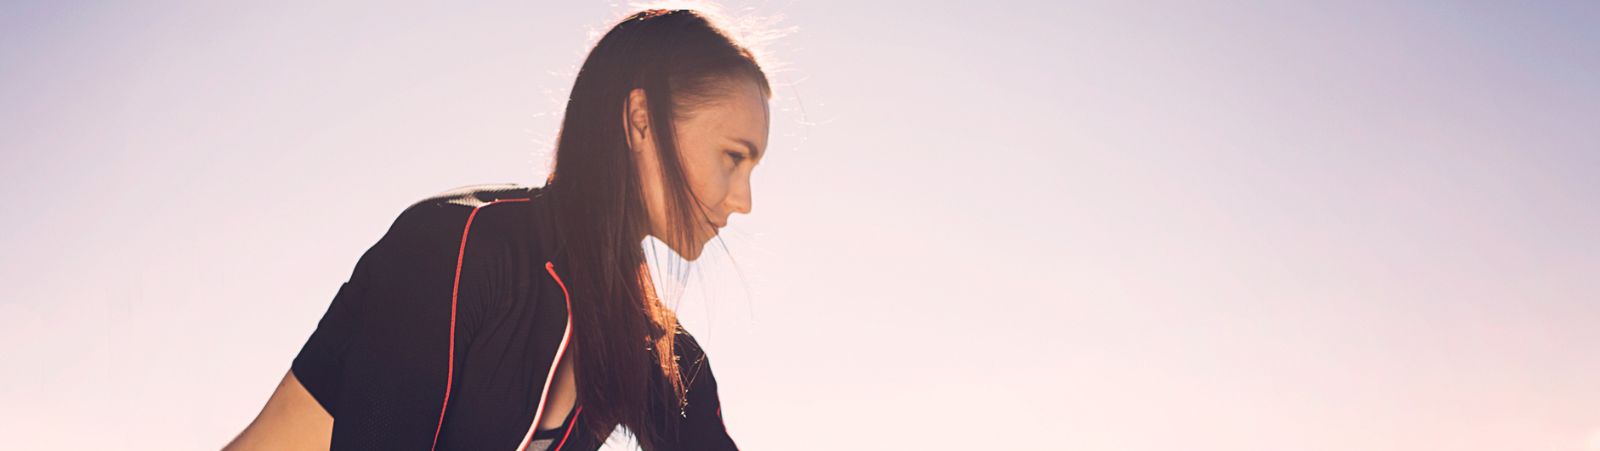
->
left=242, top=200, right=508, bottom=448
left=227, top=209, right=402, bottom=450
left=226, top=227, right=393, bottom=450
left=284, top=200, right=470, bottom=417
left=224, top=370, right=333, bottom=451
left=287, top=223, right=392, bottom=418
left=228, top=202, right=426, bottom=449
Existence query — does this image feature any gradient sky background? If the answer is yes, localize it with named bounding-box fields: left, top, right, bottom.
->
left=3, top=1, right=1598, bottom=450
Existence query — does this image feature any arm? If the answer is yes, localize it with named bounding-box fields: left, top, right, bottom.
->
left=223, top=370, right=332, bottom=451
left=223, top=204, right=399, bottom=450
left=225, top=198, right=508, bottom=449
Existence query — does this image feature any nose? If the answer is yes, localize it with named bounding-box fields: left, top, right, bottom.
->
left=727, top=176, right=753, bottom=216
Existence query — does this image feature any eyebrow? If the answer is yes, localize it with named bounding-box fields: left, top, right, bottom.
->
left=734, top=138, right=763, bottom=162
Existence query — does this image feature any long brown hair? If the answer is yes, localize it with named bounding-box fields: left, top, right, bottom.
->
left=539, top=8, right=770, bottom=449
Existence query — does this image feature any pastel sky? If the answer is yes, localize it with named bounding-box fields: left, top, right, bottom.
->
left=2, top=1, right=1597, bottom=450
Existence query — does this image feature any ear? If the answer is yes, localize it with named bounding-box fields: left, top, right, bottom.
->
left=625, top=88, right=652, bottom=152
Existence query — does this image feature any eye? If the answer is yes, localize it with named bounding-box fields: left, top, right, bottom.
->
left=726, top=150, right=747, bottom=164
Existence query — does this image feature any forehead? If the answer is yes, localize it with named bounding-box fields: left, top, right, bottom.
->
left=679, top=78, right=770, bottom=150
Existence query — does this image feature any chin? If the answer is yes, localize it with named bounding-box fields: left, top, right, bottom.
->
left=681, top=244, right=705, bottom=262
left=665, top=239, right=706, bottom=262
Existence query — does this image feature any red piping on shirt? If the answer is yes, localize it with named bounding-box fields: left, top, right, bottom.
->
left=517, top=261, right=576, bottom=451
left=430, top=198, right=530, bottom=451
left=552, top=405, right=583, bottom=451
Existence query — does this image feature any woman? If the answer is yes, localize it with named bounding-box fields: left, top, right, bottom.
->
left=225, top=9, right=770, bottom=451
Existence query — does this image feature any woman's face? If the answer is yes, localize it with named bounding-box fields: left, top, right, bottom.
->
left=627, top=77, right=770, bottom=261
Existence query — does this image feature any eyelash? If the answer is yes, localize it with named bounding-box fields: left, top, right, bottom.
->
left=727, top=151, right=746, bottom=164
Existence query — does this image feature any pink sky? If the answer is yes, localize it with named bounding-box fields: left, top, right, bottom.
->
left=2, top=1, right=1598, bottom=449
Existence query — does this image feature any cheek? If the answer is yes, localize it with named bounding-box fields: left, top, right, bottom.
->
left=681, top=151, right=730, bottom=205
left=689, top=168, right=730, bottom=207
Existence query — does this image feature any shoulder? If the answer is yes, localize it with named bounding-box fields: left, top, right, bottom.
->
left=412, top=182, right=534, bottom=210
left=673, top=327, right=709, bottom=359
left=667, top=326, right=736, bottom=448
left=374, top=183, right=536, bottom=251
left=344, top=183, right=541, bottom=331
left=388, top=183, right=534, bottom=234
left=348, top=183, right=542, bottom=298
left=672, top=327, right=719, bottom=388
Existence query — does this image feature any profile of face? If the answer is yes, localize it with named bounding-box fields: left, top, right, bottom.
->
left=626, top=77, right=770, bottom=261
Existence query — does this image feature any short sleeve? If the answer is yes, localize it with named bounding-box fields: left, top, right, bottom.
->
left=290, top=230, right=389, bottom=418
left=287, top=198, right=510, bottom=432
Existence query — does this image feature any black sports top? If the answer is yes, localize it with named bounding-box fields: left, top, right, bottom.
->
left=291, top=183, right=738, bottom=450
left=527, top=405, right=579, bottom=451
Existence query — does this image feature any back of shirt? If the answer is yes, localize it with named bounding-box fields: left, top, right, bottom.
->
left=290, top=183, right=740, bottom=451
left=292, top=183, right=565, bottom=450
